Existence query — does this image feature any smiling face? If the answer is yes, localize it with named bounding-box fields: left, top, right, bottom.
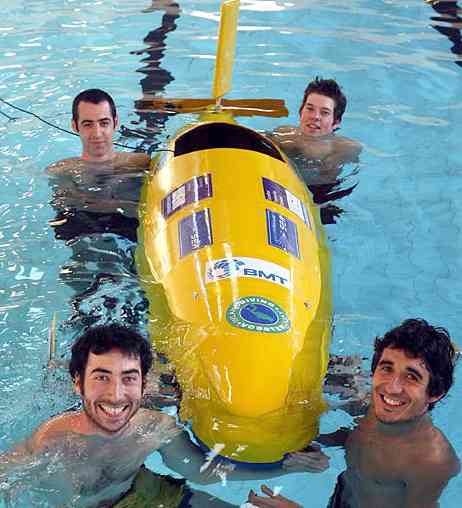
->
left=299, top=92, right=340, bottom=136
left=74, top=349, right=143, bottom=435
left=372, top=347, right=441, bottom=425
left=72, top=100, right=118, bottom=162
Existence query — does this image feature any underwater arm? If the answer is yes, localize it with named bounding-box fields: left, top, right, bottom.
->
left=247, top=485, right=302, bottom=508
left=47, top=171, right=139, bottom=217
left=160, top=432, right=328, bottom=485
left=321, top=137, right=362, bottom=173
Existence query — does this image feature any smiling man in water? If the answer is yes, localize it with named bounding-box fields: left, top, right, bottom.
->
left=46, top=88, right=150, bottom=224
left=248, top=318, right=460, bottom=508
left=270, top=77, right=361, bottom=184
left=0, top=325, right=239, bottom=507
left=0, top=325, right=327, bottom=507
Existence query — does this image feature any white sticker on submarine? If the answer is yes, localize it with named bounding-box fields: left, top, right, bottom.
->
left=205, top=257, right=292, bottom=288
left=262, top=177, right=310, bottom=227
left=162, top=174, right=213, bottom=218
left=266, top=209, right=300, bottom=258
left=178, top=208, right=213, bottom=257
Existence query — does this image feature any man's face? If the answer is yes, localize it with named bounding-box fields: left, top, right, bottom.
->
left=372, top=347, right=440, bottom=425
left=299, top=93, right=340, bottom=136
left=72, top=100, right=118, bottom=162
left=74, top=348, right=143, bottom=435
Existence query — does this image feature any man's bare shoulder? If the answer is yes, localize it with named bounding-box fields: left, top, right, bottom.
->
left=332, top=134, right=362, bottom=152
left=135, top=408, right=177, bottom=429
left=113, top=152, right=150, bottom=171
left=46, top=152, right=150, bottom=175
left=423, top=427, right=460, bottom=471
left=272, top=125, right=298, bottom=136
left=23, top=412, right=85, bottom=453
left=46, top=157, right=81, bottom=175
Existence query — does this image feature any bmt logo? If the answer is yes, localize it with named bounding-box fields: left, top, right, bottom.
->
left=241, top=268, right=288, bottom=286
left=205, top=257, right=292, bottom=289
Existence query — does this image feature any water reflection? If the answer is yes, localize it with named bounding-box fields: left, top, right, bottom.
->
left=123, top=1, right=181, bottom=151
left=428, top=0, right=462, bottom=68
left=48, top=166, right=147, bottom=333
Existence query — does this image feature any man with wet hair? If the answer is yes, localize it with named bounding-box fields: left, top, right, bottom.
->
left=248, top=318, right=460, bottom=508
left=270, top=76, right=361, bottom=184
left=48, top=88, right=149, bottom=173
left=297, top=78, right=347, bottom=135
left=45, top=90, right=150, bottom=331
left=0, top=324, right=239, bottom=507
left=46, top=87, right=149, bottom=226
left=1, top=324, right=326, bottom=507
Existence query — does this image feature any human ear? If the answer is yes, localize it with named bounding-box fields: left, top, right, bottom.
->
left=71, top=120, right=79, bottom=133
left=74, top=374, right=83, bottom=396
left=114, top=115, right=119, bottom=130
left=428, top=392, right=444, bottom=406
left=332, top=118, right=341, bottom=132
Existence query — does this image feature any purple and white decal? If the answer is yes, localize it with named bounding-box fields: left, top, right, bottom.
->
left=262, top=177, right=310, bottom=227
left=162, top=174, right=212, bottom=218
left=179, top=209, right=213, bottom=257
left=266, top=209, right=300, bottom=258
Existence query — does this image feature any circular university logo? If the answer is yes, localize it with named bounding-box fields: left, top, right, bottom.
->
left=226, top=296, right=290, bottom=333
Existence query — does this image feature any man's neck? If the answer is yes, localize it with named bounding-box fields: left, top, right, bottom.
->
left=367, top=407, right=433, bottom=436
left=73, top=409, right=133, bottom=439
left=81, top=151, right=117, bottom=163
left=297, top=128, right=336, bottom=141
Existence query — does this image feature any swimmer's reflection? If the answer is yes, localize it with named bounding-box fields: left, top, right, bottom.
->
left=48, top=161, right=148, bottom=330
left=122, top=0, right=181, bottom=151
left=428, top=0, right=462, bottom=67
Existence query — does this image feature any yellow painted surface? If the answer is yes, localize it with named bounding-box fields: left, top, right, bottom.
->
left=137, top=116, right=332, bottom=463
left=212, top=0, right=240, bottom=99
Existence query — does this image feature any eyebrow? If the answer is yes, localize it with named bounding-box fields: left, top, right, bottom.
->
left=81, top=117, right=112, bottom=124
left=378, top=360, right=424, bottom=381
left=306, top=102, right=332, bottom=112
left=89, top=368, right=141, bottom=376
left=405, top=367, right=424, bottom=381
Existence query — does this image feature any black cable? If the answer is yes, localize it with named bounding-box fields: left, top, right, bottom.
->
left=0, top=97, right=173, bottom=153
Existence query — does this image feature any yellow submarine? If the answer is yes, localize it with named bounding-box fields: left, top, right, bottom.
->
left=136, top=0, right=332, bottom=464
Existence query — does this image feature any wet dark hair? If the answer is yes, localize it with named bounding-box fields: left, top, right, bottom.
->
left=69, top=324, right=153, bottom=388
left=371, top=318, right=455, bottom=410
left=299, top=76, right=347, bottom=123
left=72, top=88, right=117, bottom=125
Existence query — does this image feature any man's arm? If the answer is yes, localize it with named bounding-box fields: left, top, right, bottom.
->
left=403, top=449, right=460, bottom=508
left=159, top=431, right=328, bottom=485
left=321, top=137, right=361, bottom=174
left=247, top=485, right=302, bottom=508
left=0, top=424, right=56, bottom=486
left=47, top=171, right=140, bottom=217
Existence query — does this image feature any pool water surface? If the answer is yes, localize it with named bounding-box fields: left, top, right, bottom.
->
left=1, top=0, right=461, bottom=506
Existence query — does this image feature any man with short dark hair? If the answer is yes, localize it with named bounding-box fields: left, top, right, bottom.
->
left=0, top=324, right=236, bottom=507
left=1, top=324, right=326, bottom=507
left=48, top=88, right=149, bottom=174
left=248, top=318, right=460, bottom=508
left=45, top=90, right=150, bottom=321
left=270, top=77, right=361, bottom=184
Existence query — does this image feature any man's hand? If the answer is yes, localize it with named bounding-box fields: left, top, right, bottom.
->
left=282, top=443, right=329, bottom=473
left=247, top=485, right=303, bottom=507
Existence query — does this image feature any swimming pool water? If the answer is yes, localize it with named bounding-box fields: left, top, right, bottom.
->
left=1, top=0, right=461, bottom=506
